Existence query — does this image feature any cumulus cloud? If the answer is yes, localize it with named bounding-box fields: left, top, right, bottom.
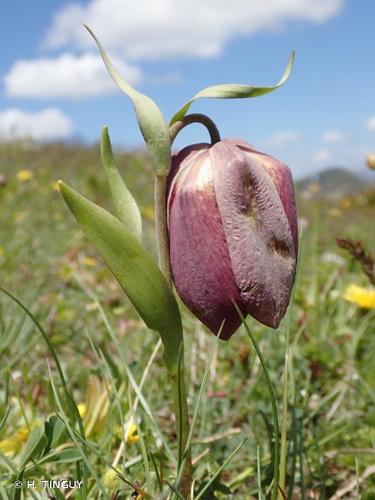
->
left=322, top=129, right=345, bottom=143
left=0, top=108, right=74, bottom=141
left=311, top=148, right=332, bottom=166
left=43, top=0, right=344, bottom=60
left=4, top=52, right=141, bottom=99
left=365, top=116, right=375, bottom=131
left=265, top=130, right=301, bottom=148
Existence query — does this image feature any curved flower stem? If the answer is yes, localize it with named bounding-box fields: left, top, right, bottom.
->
left=154, top=112, right=221, bottom=496
left=169, top=113, right=221, bottom=146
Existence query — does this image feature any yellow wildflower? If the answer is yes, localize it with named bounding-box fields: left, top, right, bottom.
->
left=83, top=256, right=97, bottom=267
left=78, top=378, right=109, bottom=437
left=16, top=170, right=33, bottom=181
left=343, top=284, right=375, bottom=309
left=125, top=419, right=139, bottom=445
left=103, top=469, right=120, bottom=489
left=77, top=403, right=86, bottom=418
left=0, top=426, right=29, bottom=455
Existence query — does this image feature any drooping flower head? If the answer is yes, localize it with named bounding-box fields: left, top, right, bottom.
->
left=167, top=139, right=298, bottom=340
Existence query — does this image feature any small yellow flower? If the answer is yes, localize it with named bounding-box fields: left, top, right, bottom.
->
left=78, top=379, right=109, bottom=437
left=0, top=426, right=29, bottom=455
left=125, top=419, right=139, bottom=445
left=83, top=256, right=97, bottom=267
left=77, top=403, right=86, bottom=418
left=103, top=469, right=120, bottom=489
left=343, top=284, right=375, bottom=309
left=16, top=170, right=33, bottom=181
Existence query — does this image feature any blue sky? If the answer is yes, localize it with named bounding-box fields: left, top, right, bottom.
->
left=1, top=0, right=375, bottom=177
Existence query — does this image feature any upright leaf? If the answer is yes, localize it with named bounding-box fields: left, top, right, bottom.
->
left=19, top=427, right=47, bottom=468
left=170, top=52, right=295, bottom=125
left=101, top=127, right=142, bottom=240
left=59, top=181, right=182, bottom=373
left=85, top=26, right=171, bottom=175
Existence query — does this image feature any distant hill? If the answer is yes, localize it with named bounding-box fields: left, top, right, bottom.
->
left=296, top=167, right=374, bottom=198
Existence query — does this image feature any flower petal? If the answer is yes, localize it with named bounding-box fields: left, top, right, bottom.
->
left=225, top=139, right=298, bottom=254
left=211, top=141, right=296, bottom=328
left=167, top=147, right=244, bottom=339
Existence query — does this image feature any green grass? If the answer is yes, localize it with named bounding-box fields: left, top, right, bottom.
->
left=0, top=140, right=375, bottom=498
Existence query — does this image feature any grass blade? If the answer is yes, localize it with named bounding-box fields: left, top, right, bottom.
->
left=234, top=303, right=280, bottom=500
left=195, top=438, right=247, bottom=500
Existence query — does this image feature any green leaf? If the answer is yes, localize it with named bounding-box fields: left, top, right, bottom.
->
left=101, top=126, right=142, bottom=240
left=44, top=415, right=66, bottom=451
left=38, top=448, right=82, bottom=465
left=85, top=25, right=171, bottom=175
left=170, top=51, right=295, bottom=125
left=58, top=181, right=182, bottom=373
left=20, top=427, right=47, bottom=468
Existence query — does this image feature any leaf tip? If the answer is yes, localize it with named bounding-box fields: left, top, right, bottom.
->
left=84, top=24, right=98, bottom=45
left=101, top=125, right=110, bottom=144
left=57, top=180, right=73, bottom=202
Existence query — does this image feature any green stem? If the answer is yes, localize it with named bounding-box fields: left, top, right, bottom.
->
left=154, top=112, right=221, bottom=496
left=279, top=328, right=290, bottom=498
left=170, top=359, right=193, bottom=497
left=154, top=174, right=172, bottom=284
left=234, top=304, right=280, bottom=500
left=248, top=329, right=280, bottom=500
left=154, top=171, right=192, bottom=497
left=169, top=113, right=221, bottom=146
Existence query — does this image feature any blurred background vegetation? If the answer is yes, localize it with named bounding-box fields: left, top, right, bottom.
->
left=0, top=140, right=374, bottom=498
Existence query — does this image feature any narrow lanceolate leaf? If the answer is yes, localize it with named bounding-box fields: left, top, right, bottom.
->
left=170, top=52, right=295, bottom=125
left=85, top=26, right=171, bottom=175
left=101, top=126, right=142, bottom=240
left=59, top=181, right=182, bottom=372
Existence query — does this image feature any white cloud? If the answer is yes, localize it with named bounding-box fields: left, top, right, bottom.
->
left=265, top=130, right=301, bottom=148
left=365, top=116, right=375, bottom=131
left=322, top=129, right=345, bottom=143
left=0, top=108, right=74, bottom=141
left=311, top=148, right=332, bottom=166
left=4, top=52, right=141, bottom=99
left=43, top=0, right=344, bottom=60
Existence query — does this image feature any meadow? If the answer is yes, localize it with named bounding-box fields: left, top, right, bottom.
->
left=0, top=140, right=374, bottom=499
